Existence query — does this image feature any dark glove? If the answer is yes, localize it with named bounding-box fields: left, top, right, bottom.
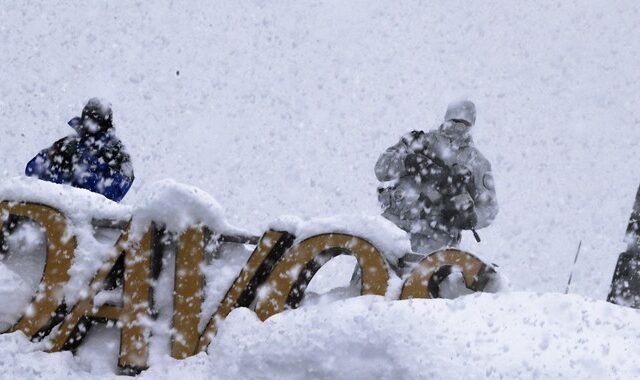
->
left=438, top=164, right=474, bottom=196
left=442, top=193, right=478, bottom=230
left=404, top=153, right=427, bottom=174
left=452, top=208, right=478, bottom=230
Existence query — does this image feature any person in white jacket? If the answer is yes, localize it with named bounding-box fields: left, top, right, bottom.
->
left=375, top=100, right=498, bottom=254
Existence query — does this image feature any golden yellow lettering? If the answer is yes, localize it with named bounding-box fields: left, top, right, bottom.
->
left=0, top=202, right=75, bottom=339
left=400, top=249, right=496, bottom=299
left=196, top=230, right=295, bottom=353
left=254, top=233, right=390, bottom=321
left=171, top=226, right=205, bottom=359
left=47, top=224, right=156, bottom=375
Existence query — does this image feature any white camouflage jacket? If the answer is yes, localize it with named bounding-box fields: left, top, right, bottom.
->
left=375, top=123, right=499, bottom=238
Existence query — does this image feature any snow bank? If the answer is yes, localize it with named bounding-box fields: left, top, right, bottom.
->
left=0, top=176, right=131, bottom=224
left=197, top=293, right=640, bottom=379
left=0, top=176, right=247, bottom=236
left=0, top=333, right=83, bottom=379
left=1, top=292, right=638, bottom=379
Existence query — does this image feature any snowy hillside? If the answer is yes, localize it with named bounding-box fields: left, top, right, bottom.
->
left=2, top=0, right=640, bottom=378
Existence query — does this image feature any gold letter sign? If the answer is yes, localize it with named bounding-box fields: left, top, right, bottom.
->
left=0, top=200, right=498, bottom=375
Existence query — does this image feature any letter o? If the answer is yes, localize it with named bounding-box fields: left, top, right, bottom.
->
left=255, top=233, right=390, bottom=320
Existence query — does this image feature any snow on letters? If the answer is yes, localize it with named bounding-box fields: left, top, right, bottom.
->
left=0, top=177, right=498, bottom=375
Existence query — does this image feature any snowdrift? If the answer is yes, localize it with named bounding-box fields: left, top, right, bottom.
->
left=1, top=293, right=638, bottom=379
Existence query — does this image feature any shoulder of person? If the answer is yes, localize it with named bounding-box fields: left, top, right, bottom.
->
left=49, top=134, right=79, bottom=152
left=53, top=134, right=78, bottom=145
left=467, top=146, right=492, bottom=172
left=101, top=134, right=126, bottom=153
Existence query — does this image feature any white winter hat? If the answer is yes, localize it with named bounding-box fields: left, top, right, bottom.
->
left=444, top=100, right=476, bottom=126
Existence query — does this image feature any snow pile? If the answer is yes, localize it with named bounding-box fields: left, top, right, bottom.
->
left=200, top=294, right=640, bottom=379
left=0, top=176, right=131, bottom=223
left=0, top=176, right=247, bottom=236
left=129, top=178, right=247, bottom=238
left=0, top=293, right=638, bottom=379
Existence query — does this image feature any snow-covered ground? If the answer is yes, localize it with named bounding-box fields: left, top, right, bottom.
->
left=2, top=0, right=640, bottom=378
left=1, top=294, right=639, bottom=379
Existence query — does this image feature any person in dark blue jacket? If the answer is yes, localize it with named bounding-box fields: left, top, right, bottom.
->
left=25, top=98, right=134, bottom=202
